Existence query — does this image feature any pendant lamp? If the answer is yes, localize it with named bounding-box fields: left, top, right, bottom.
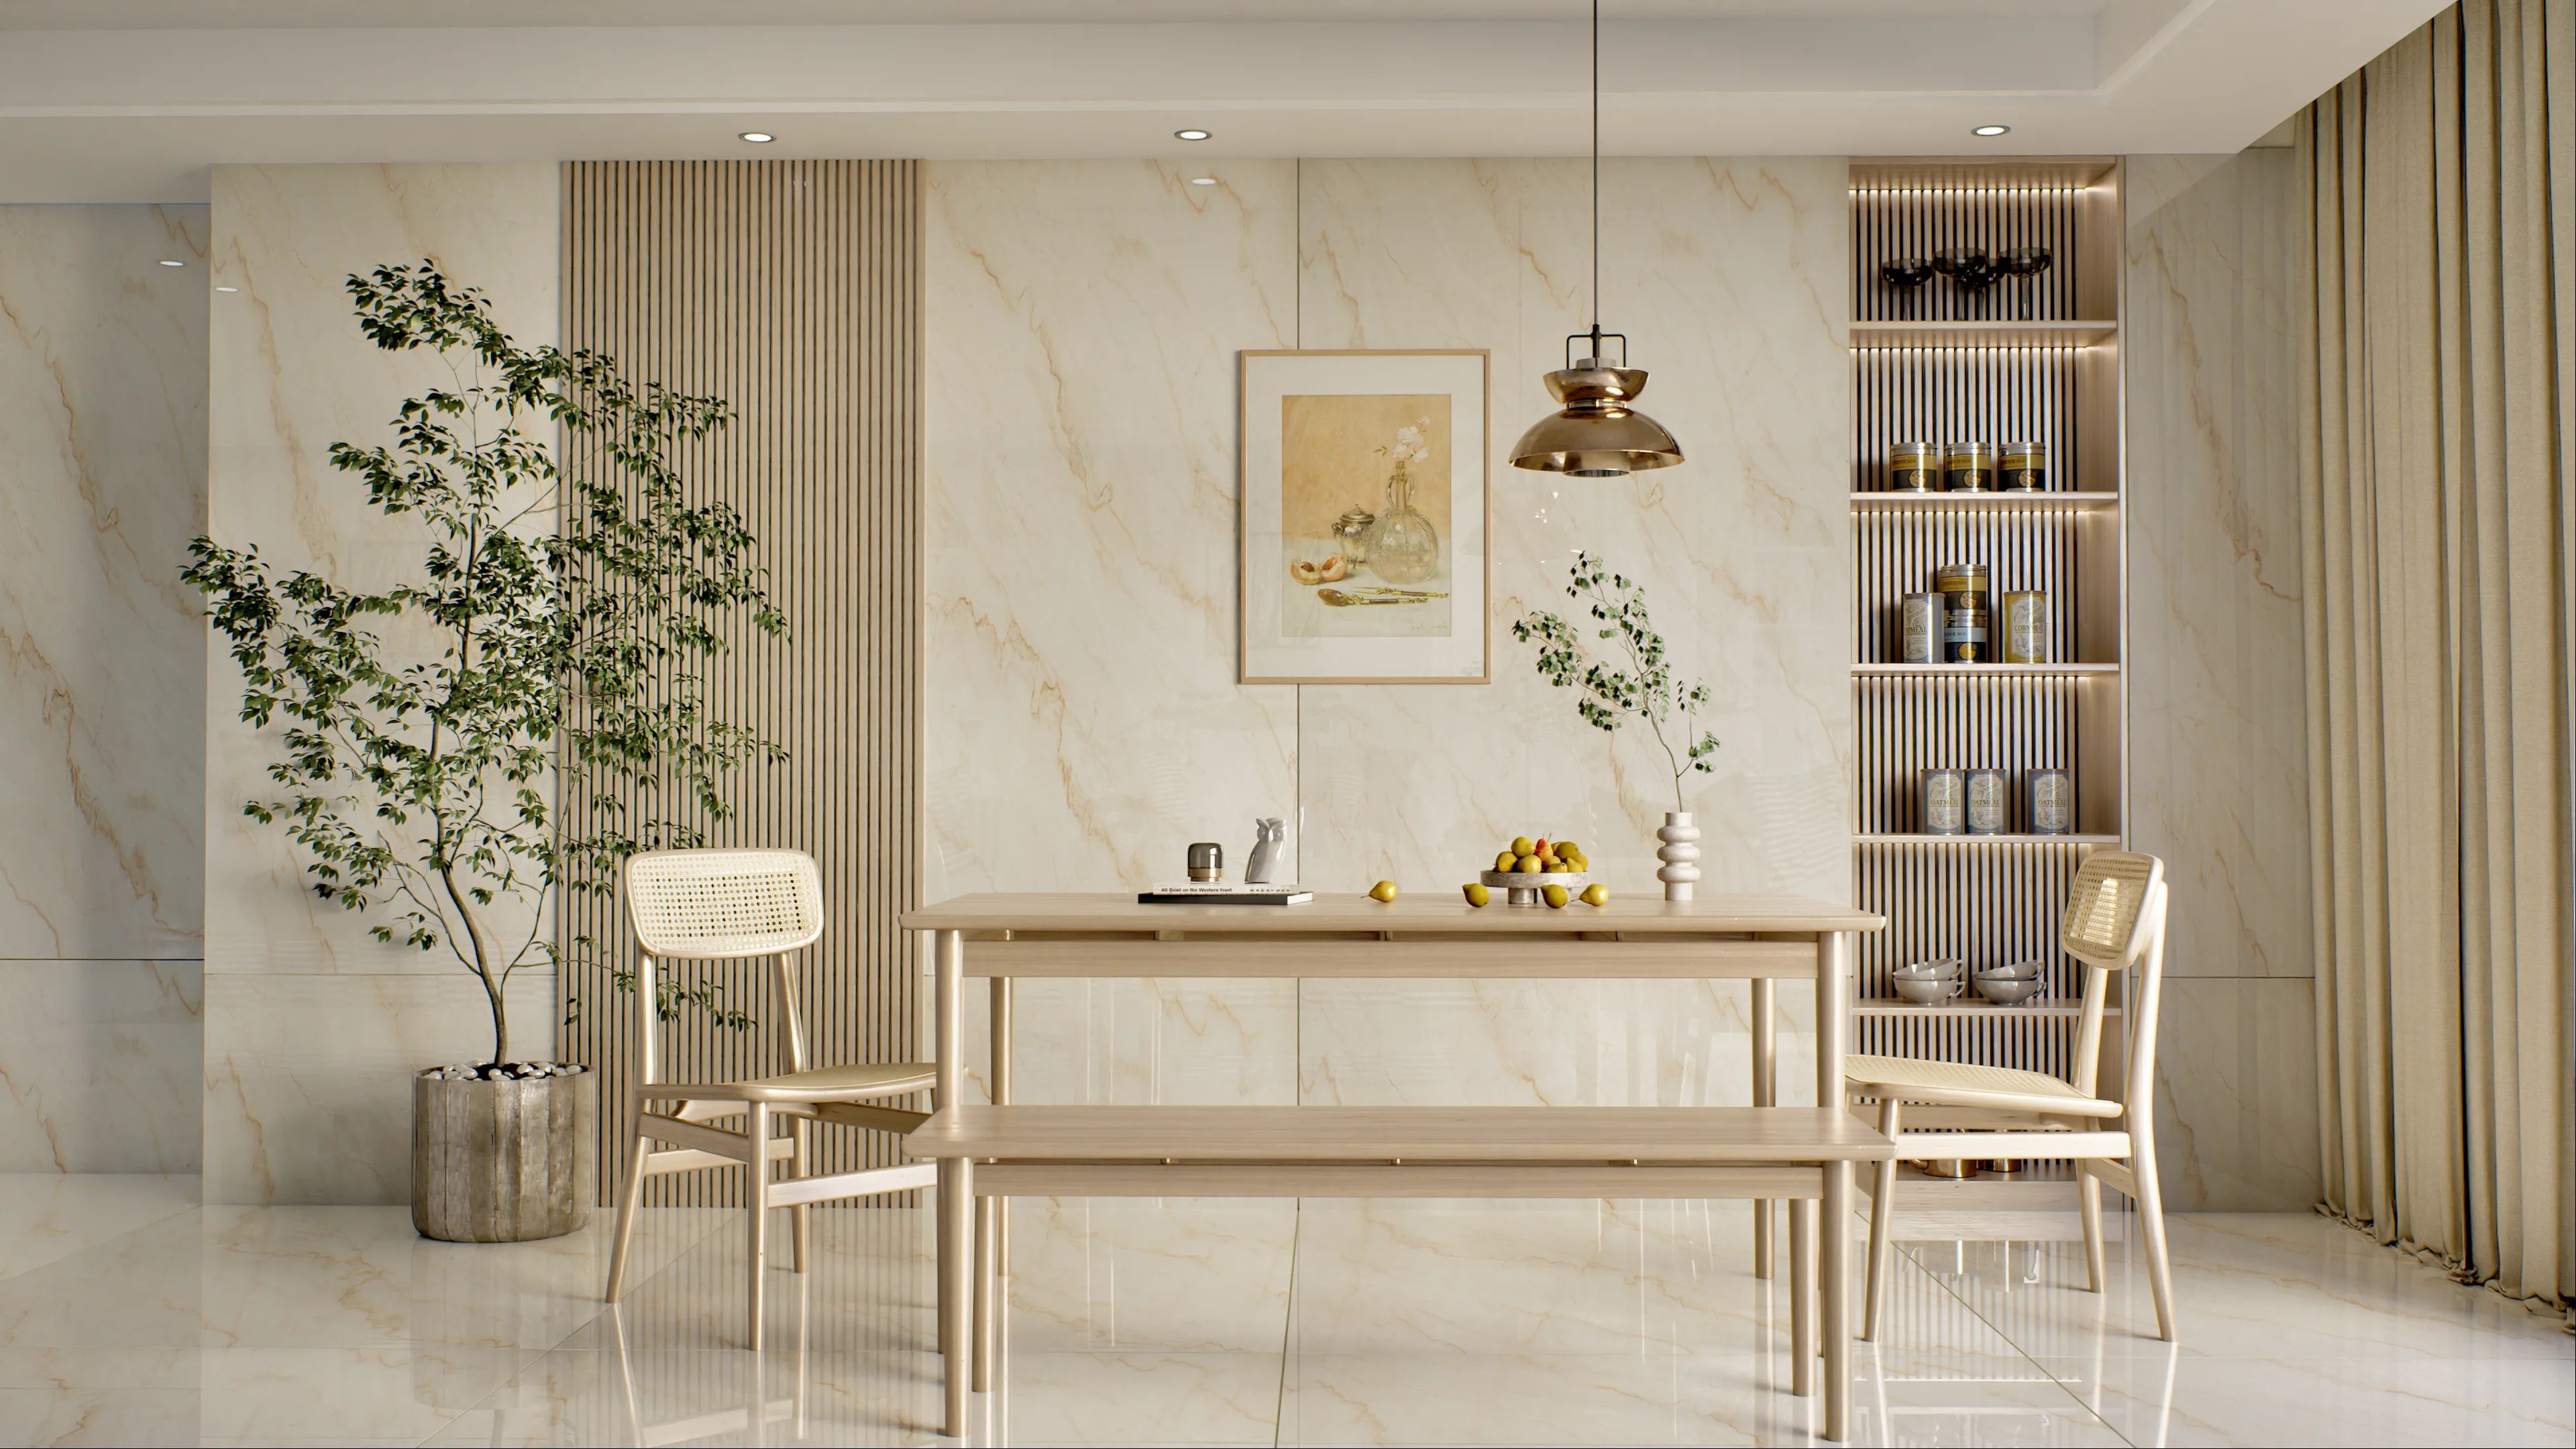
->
left=1509, top=0, right=1683, bottom=478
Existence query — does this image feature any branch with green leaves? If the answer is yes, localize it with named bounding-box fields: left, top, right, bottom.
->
left=184, top=262, right=785, bottom=1065
left=1510, top=549, right=1719, bottom=815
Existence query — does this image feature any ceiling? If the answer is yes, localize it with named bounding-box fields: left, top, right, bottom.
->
left=0, top=0, right=2443, bottom=202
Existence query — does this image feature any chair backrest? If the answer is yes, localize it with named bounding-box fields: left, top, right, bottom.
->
left=624, top=848, right=823, bottom=961
left=2060, top=851, right=2169, bottom=1109
left=2060, top=852, right=2162, bottom=969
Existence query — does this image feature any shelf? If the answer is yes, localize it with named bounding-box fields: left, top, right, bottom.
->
left=1850, top=490, right=2118, bottom=513
left=1856, top=834, right=2121, bottom=845
left=1851, top=663, right=2118, bottom=677
left=1854, top=1000, right=2118, bottom=1018
left=1851, top=319, right=2116, bottom=349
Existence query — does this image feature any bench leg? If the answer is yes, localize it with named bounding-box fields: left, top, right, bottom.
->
left=1822, top=1162, right=1851, bottom=1441
left=939, top=1156, right=972, bottom=1437
left=1790, top=1197, right=1815, bottom=1397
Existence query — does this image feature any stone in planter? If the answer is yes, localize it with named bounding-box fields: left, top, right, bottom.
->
left=412, top=1065, right=598, bottom=1242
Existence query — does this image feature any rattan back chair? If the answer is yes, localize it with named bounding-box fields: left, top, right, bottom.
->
left=1845, top=851, right=2177, bottom=1342
left=603, top=848, right=938, bottom=1350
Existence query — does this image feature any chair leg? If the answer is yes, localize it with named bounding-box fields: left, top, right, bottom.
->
left=2131, top=1149, right=2178, bottom=1342
left=2077, top=1162, right=2106, bottom=1293
left=746, top=1102, right=770, bottom=1351
left=1863, top=1098, right=1901, bottom=1342
left=790, top=1115, right=811, bottom=1275
left=604, top=1122, right=653, bottom=1303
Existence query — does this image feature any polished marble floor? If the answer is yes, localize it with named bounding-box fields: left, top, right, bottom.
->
left=0, top=1175, right=2563, bottom=1446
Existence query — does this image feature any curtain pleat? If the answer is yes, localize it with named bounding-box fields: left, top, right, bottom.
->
left=2297, top=0, right=2574, bottom=1312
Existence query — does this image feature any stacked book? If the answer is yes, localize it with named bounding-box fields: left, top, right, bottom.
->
left=1135, top=882, right=1313, bottom=905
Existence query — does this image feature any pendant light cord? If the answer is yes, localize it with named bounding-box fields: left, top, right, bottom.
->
left=1592, top=0, right=1601, bottom=342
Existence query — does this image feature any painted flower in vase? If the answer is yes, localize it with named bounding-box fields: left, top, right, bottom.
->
left=1367, top=417, right=1442, bottom=585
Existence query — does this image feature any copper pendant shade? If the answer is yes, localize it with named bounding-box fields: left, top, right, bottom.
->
left=1510, top=2, right=1682, bottom=478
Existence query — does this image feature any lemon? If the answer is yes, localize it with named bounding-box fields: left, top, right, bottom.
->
left=1580, top=883, right=1610, bottom=906
left=1462, top=883, right=1491, bottom=907
left=1541, top=883, right=1570, bottom=908
left=1368, top=879, right=1398, bottom=902
left=1510, top=837, right=1535, bottom=857
left=1515, top=855, right=1542, bottom=874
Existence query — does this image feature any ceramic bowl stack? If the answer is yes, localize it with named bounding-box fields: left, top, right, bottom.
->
left=1974, top=959, right=2045, bottom=1005
left=1890, top=959, right=1964, bottom=1004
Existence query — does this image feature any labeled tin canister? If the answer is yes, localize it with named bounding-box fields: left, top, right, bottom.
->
left=1944, top=441, right=1996, bottom=492
left=1888, top=441, right=1939, bottom=492
left=2001, top=440, right=2048, bottom=492
left=2027, top=769, right=2074, bottom=835
left=1921, top=769, right=1966, bottom=835
left=1944, top=608, right=1990, bottom=663
left=1900, top=593, right=1943, bottom=663
left=1966, top=769, right=2008, bottom=835
left=2002, top=592, right=2051, bottom=663
left=1934, top=562, right=1989, bottom=610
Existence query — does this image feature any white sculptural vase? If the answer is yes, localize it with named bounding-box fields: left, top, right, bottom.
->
left=1657, top=810, right=1702, bottom=902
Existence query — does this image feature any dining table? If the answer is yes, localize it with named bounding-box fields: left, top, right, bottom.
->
left=899, top=890, right=1890, bottom=1440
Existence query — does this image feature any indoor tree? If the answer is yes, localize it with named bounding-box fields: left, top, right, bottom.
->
left=185, top=262, right=784, bottom=1070
left=1511, top=549, right=1721, bottom=813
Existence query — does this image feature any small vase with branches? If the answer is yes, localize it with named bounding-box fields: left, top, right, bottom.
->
left=1511, top=549, right=1721, bottom=898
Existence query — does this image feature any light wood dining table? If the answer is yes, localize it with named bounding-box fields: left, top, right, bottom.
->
left=899, top=890, right=1888, bottom=1440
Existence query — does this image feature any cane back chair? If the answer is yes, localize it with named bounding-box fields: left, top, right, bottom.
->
left=1845, top=850, right=2176, bottom=1342
left=603, top=849, right=940, bottom=1349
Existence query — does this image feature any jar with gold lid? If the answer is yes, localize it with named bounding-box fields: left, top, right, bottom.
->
left=1888, top=441, right=1938, bottom=492
left=2000, top=440, right=2047, bottom=492
left=1944, top=441, right=1996, bottom=492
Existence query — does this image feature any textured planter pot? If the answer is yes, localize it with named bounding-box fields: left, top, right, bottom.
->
left=1656, top=810, right=1703, bottom=902
left=412, top=1068, right=598, bottom=1243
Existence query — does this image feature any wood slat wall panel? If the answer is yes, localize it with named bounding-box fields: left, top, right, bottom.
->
left=559, top=160, right=921, bottom=1208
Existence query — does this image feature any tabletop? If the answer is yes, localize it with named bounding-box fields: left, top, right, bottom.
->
left=906, top=1105, right=1896, bottom=1163
left=902, top=891, right=1884, bottom=935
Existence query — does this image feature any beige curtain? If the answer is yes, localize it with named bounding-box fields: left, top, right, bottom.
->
left=2298, top=0, right=2575, bottom=1313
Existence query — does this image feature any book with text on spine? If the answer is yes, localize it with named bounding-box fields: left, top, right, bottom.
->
left=1136, top=883, right=1314, bottom=905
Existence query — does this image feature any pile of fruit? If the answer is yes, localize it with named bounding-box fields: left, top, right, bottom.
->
left=1462, top=836, right=1610, bottom=909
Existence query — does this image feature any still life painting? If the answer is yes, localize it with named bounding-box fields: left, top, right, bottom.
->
left=1239, top=350, right=1488, bottom=683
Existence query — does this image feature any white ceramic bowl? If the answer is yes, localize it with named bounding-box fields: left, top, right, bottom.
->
left=1976, top=976, right=2045, bottom=1006
left=1892, top=973, right=1959, bottom=1005
left=1978, top=958, right=2045, bottom=981
left=1893, top=958, right=1964, bottom=979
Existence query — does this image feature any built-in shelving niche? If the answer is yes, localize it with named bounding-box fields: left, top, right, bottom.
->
left=1847, top=158, right=2128, bottom=1203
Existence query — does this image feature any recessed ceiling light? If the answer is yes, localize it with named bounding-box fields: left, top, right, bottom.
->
left=1175, top=128, right=1211, bottom=142
left=1972, top=123, right=2012, bottom=137
left=158, top=259, right=185, bottom=267
left=1188, top=176, right=1219, bottom=186
left=215, top=285, right=238, bottom=292
left=739, top=131, right=775, bottom=144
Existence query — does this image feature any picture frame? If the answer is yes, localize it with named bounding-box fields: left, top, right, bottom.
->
left=1238, top=349, right=1491, bottom=684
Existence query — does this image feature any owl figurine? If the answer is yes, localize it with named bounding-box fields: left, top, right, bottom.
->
left=1244, top=817, right=1287, bottom=885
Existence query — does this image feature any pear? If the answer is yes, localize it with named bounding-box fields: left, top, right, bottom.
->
left=1556, top=839, right=1582, bottom=859
left=1462, top=883, right=1491, bottom=907
left=1510, top=837, right=1535, bottom=858
left=1368, top=880, right=1399, bottom=903
left=1580, top=883, right=1610, bottom=906
left=1494, top=851, right=1517, bottom=873
left=1515, top=855, right=1543, bottom=874
left=1541, top=883, right=1570, bottom=908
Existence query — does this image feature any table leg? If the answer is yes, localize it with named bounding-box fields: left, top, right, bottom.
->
left=974, top=1197, right=998, bottom=1391
left=1789, top=1197, right=1814, bottom=1397
left=1822, top=1161, right=1852, bottom=1441
left=934, top=930, right=970, bottom=1437
left=1817, top=931, right=1851, bottom=1110
left=1751, top=977, right=1776, bottom=1281
left=991, top=977, right=1013, bottom=1279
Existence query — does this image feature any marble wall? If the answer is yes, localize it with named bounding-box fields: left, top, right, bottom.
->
left=203, top=164, right=558, bottom=1203
left=924, top=158, right=1852, bottom=1113
left=0, top=204, right=209, bottom=1171
left=2124, top=150, right=2321, bottom=1210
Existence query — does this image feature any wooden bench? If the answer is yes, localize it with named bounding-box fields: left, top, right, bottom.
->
left=907, top=1103, right=1892, bottom=1442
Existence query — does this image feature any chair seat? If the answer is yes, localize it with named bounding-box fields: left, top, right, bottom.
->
left=644, top=1061, right=936, bottom=1104
left=1845, top=1053, right=2122, bottom=1118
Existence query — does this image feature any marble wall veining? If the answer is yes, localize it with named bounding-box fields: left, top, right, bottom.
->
left=203, top=164, right=559, bottom=1203
left=0, top=203, right=209, bottom=1171
left=925, top=157, right=1850, bottom=1115
left=2124, top=150, right=2320, bottom=1210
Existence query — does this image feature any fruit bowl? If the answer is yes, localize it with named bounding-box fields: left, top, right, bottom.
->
left=1477, top=868, right=1588, bottom=906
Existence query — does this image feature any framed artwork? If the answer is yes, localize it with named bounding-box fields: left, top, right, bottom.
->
left=1238, top=349, right=1490, bottom=684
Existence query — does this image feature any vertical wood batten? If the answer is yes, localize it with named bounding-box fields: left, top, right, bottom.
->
left=561, top=161, right=922, bottom=1208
